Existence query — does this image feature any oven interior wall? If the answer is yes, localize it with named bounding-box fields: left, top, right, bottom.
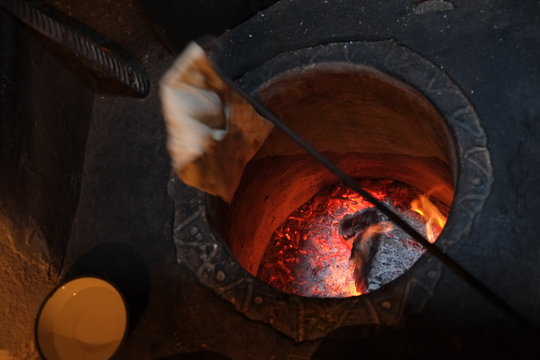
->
left=226, top=67, right=455, bottom=275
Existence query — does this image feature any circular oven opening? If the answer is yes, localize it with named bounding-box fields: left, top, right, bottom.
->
left=211, top=64, right=456, bottom=298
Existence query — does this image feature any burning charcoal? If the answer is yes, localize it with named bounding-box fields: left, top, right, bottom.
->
left=339, top=207, right=385, bottom=239
left=340, top=208, right=388, bottom=293
left=365, top=214, right=427, bottom=292
left=258, top=181, right=444, bottom=297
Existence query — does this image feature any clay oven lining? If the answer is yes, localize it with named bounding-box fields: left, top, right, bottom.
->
left=223, top=64, right=456, bottom=276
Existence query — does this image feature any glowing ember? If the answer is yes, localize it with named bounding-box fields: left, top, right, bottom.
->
left=257, top=179, right=449, bottom=298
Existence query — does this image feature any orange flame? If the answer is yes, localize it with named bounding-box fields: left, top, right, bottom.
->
left=410, top=195, right=447, bottom=243
left=351, top=221, right=394, bottom=294
left=359, top=221, right=394, bottom=243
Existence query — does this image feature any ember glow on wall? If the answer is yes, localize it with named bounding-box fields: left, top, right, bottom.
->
left=224, top=64, right=456, bottom=298
left=257, top=180, right=448, bottom=297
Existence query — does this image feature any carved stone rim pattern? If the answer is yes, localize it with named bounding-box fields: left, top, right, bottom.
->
left=169, top=40, right=493, bottom=341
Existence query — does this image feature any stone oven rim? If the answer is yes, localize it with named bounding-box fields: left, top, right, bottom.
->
left=170, top=40, right=493, bottom=342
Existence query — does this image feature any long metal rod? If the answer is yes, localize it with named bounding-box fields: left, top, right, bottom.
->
left=1, top=0, right=149, bottom=97
left=210, top=60, right=539, bottom=334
